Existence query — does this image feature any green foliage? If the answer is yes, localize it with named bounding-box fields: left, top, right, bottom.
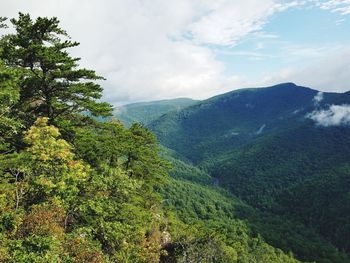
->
left=149, top=82, right=350, bottom=261
left=203, top=122, right=350, bottom=257
left=0, top=13, right=112, bottom=125
left=0, top=60, right=22, bottom=153
left=149, top=83, right=318, bottom=163
left=74, top=166, right=163, bottom=262
left=161, top=148, right=213, bottom=185
left=114, top=98, right=198, bottom=127
left=159, top=177, right=301, bottom=263
left=0, top=117, right=168, bottom=262
left=68, top=120, right=169, bottom=189
left=0, top=14, right=169, bottom=262
left=279, top=164, right=350, bottom=253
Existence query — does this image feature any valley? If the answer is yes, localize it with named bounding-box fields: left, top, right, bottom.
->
left=119, top=83, right=350, bottom=262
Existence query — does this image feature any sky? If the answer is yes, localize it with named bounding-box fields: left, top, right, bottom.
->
left=1, top=0, right=350, bottom=105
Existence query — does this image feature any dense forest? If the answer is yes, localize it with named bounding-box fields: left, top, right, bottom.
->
left=149, top=84, right=350, bottom=262
left=0, top=13, right=311, bottom=263
left=114, top=98, right=197, bottom=127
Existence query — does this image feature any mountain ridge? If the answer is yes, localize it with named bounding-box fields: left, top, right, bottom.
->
left=148, top=82, right=329, bottom=163
left=114, top=97, right=198, bottom=126
left=146, top=82, right=350, bottom=261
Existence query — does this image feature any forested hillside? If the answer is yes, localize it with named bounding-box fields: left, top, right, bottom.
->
left=0, top=13, right=306, bottom=263
left=114, top=98, right=197, bottom=127
left=160, top=160, right=349, bottom=263
left=149, top=83, right=350, bottom=262
left=149, top=83, right=322, bottom=162
left=205, top=122, right=350, bottom=254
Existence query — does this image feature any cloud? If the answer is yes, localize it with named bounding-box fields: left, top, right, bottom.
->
left=215, top=50, right=275, bottom=60
left=335, top=18, right=346, bottom=25
left=317, top=0, right=350, bottom=15
left=255, top=124, right=266, bottom=134
left=262, top=47, right=350, bottom=92
left=307, top=104, right=350, bottom=126
left=0, top=0, right=303, bottom=105
left=1, top=0, right=348, bottom=105
left=313, top=91, right=324, bottom=105
left=187, top=0, right=304, bottom=46
left=0, top=0, right=225, bottom=104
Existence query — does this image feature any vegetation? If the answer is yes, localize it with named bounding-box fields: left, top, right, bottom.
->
left=149, top=83, right=350, bottom=262
left=0, top=13, right=112, bottom=127
left=114, top=98, right=197, bottom=127
left=0, top=13, right=305, bottom=263
left=149, top=83, right=319, bottom=163
left=204, top=122, right=350, bottom=256
left=0, top=14, right=166, bottom=262
left=160, top=179, right=301, bottom=263
left=2, top=12, right=349, bottom=263
left=160, top=161, right=349, bottom=263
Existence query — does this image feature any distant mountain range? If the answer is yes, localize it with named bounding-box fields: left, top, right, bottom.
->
left=113, top=98, right=197, bottom=126
left=115, top=83, right=350, bottom=262
left=149, top=83, right=348, bottom=162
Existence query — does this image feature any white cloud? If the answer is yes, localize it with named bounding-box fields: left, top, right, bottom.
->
left=187, top=0, right=304, bottom=46
left=313, top=91, right=324, bottom=105
left=1, top=0, right=348, bottom=105
left=262, top=47, right=350, bottom=92
left=0, top=0, right=302, bottom=104
left=317, top=0, right=350, bottom=15
left=255, top=124, right=266, bottom=134
left=215, top=50, right=275, bottom=60
left=0, top=0, right=222, bottom=104
left=335, top=18, right=346, bottom=25
left=307, top=104, right=350, bottom=126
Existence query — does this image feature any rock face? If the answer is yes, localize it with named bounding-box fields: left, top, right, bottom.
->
left=161, top=231, right=171, bottom=247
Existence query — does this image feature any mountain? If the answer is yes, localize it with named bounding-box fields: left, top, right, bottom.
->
left=160, top=151, right=348, bottom=263
left=114, top=98, right=198, bottom=126
left=148, top=82, right=350, bottom=261
left=148, top=83, right=326, bottom=163
left=204, top=121, right=350, bottom=253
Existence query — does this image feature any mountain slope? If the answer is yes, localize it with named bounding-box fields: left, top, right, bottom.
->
left=159, top=151, right=349, bottom=263
left=205, top=121, right=350, bottom=206
left=114, top=98, right=197, bottom=126
left=148, top=82, right=350, bottom=259
left=149, top=83, right=324, bottom=163
left=202, top=121, right=350, bottom=252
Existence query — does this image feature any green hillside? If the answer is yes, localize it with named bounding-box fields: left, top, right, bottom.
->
left=114, top=98, right=197, bottom=126
left=149, top=83, right=324, bottom=163
left=158, top=150, right=349, bottom=263
left=203, top=122, right=350, bottom=252
left=149, top=83, right=350, bottom=261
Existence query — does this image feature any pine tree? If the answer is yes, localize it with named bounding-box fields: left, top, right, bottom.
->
left=0, top=59, right=21, bottom=153
left=0, top=13, right=112, bottom=125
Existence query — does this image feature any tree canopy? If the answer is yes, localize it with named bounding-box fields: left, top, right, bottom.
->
left=0, top=13, right=112, bottom=126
